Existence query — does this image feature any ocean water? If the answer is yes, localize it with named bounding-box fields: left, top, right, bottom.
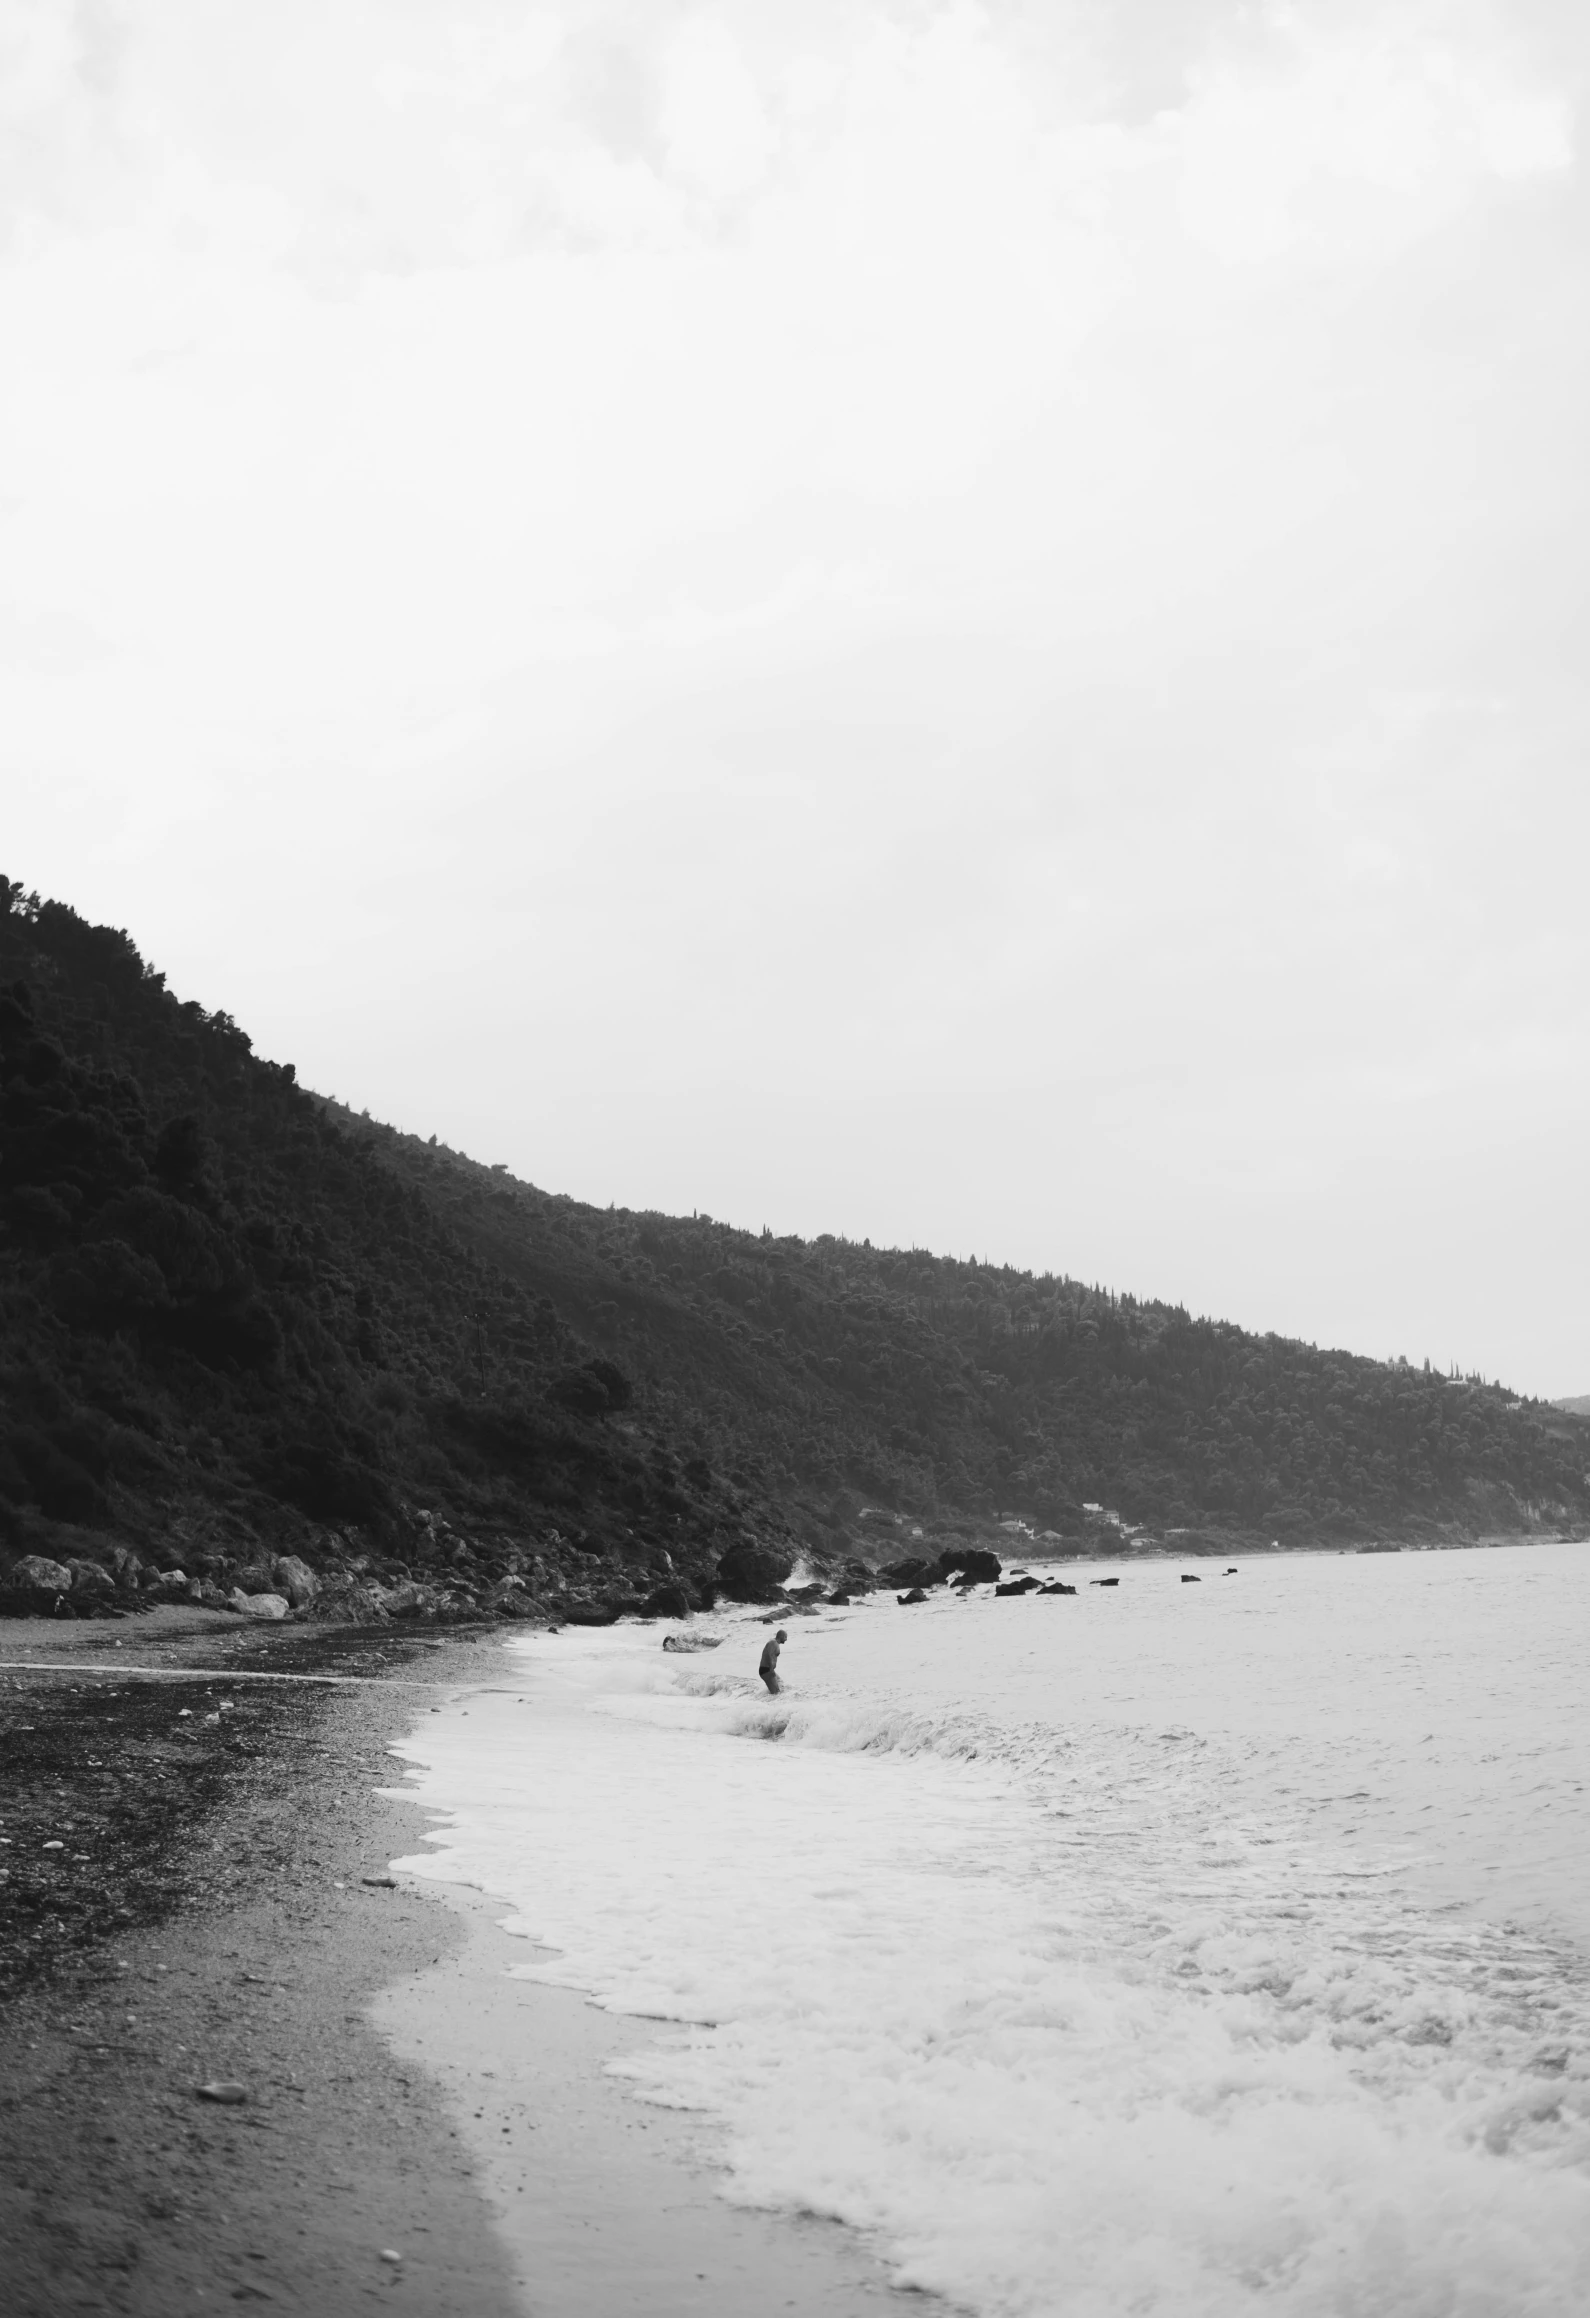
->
left=390, top=1543, right=1590, bottom=2316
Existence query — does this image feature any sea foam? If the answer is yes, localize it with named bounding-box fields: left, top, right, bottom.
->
left=391, top=1548, right=1590, bottom=2316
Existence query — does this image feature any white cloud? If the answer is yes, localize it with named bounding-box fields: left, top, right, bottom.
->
left=659, top=16, right=775, bottom=197
left=2, top=0, right=1587, bottom=1389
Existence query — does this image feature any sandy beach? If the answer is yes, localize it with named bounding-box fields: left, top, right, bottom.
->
left=0, top=1610, right=918, bottom=2317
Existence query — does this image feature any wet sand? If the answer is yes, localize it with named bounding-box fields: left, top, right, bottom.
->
left=0, top=1613, right=922, bottom=2317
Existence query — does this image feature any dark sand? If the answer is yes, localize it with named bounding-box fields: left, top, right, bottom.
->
left=0, top=1611, right=930, bottom=2317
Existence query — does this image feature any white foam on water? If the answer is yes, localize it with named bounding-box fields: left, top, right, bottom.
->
left=391, top=1545, right=1590, bottom=2316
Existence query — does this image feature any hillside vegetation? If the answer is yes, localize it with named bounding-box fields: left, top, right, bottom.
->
left=2, top=880, right=1585, bottom=1615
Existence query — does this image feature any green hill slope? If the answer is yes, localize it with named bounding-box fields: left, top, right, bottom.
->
left=2, top=879, right=1585, bottom=1617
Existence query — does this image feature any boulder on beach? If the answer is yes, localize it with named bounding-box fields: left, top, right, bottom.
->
left=995, top=1577, right=1039, bottom=1596
left=234, top=1590, right=289, bottom=1620
left=714, top=1539, right=794, bottom=1603
left=881, top=1556, right=935, bottom=1588
left=144, top=1567, right=190, bottom=1599
left=2, top=1553, right=74, bottom=1613
left=641, top=1582, right=694, bottom=1620
left=66, top=1558, right=115, bottom=1602
left=896, top=1586, right=928, bottom=1605
left=940, top=1548, right=1002, bottom=1587
left=272, top=1554, right=320, bottom=1608
left=374, top=1581, right=427, bottom=1618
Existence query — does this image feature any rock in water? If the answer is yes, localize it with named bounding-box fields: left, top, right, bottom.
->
left=940, top=1548, right=1003, bottom=1586
left=714, top=1540, right=794, bottom=1603
left=662, top=1632, right=724, bottom=1652
left=642, top=1582, right=694, bottom=1620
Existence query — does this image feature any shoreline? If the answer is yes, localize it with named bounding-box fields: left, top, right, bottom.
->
left=374, top=1872, right=933, bottom=2317
left=0, top=1610, right=931, bottom=2317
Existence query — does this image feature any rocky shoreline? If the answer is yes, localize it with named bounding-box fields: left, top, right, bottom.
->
left=0, top=1610, right=525, bottom=2316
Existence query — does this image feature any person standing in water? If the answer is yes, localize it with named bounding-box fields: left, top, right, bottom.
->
left=759, top=1629, right=788, bottom=1694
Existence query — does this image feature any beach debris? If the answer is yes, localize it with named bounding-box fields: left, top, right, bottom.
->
left=195, top=2081, right=249, bottom=2104
left=662, top=1632, right=723, bottom=1652
left=362, top=1874, right=398, bottom=1888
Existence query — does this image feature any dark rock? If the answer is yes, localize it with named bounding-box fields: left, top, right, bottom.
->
left=144, top=1567, right=191, bottom=1600
left=896, top=1586, right=928, bottom=1605
left=714, top=1540, right=793, bottom=1603
left=1180, top=1574, right=1201, bottom=1583
left=1036, top=1582, right=1077, bottom=1595
left=995, top=1577, right=1039, bottom=1596
left=881, top=1557, right=934, bottom=1587
left=2, top=1553, right=74, bottom=1614
left=65, top=1558, right=114, bottom=1602
left=375, top=1581, right=427, bottom=1618
left=938, top=1548, right=1002, bottom=1586
left=641, top=1582, right=694, bottom=1620
left=827, top=1590, right=852, bottom=1605
left=559, top=1602, right=622, bottom=1626
left=1089, top=1577, right=1120, bottom=1587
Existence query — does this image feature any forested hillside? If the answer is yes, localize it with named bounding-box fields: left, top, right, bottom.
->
left=343, top=1112, right=1590, bottom=1555
left=2, top=880, right=1585, bottom=1617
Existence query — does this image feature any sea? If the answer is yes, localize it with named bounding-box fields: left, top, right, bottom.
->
left=390, top=1541, right=1590, bottom=2317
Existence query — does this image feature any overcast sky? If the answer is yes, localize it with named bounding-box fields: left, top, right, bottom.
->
left=4, top=0, right=1587, bottom=1397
